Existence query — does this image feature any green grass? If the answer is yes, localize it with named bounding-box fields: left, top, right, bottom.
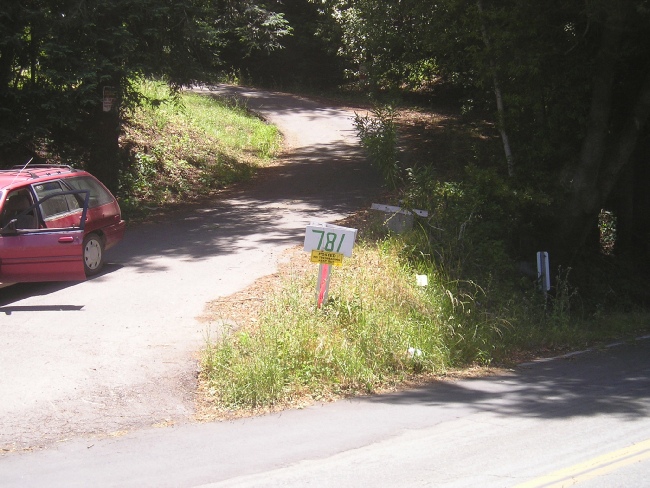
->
left=200, top=229, right=650, bottom=412
left=119, top=80, right=281, bottom=217
left=202, top=241, right=434, bottom=410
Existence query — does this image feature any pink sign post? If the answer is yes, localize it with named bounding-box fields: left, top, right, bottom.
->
left=316, top=263, right=332, bottom=308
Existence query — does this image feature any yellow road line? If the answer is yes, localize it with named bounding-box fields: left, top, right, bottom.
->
left=514, top=438, right=650, bottom=487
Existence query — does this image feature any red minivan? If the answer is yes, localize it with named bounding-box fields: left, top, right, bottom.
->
left=0, top=164, right=125, bottom=283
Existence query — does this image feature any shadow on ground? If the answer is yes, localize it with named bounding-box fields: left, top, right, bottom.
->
left=362, top=340, right=650, bottom=421
left=109, top=140, right=383, bottom=274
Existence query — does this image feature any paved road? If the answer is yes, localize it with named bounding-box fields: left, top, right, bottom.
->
left=1, top=339, right=649, bottom=486
left=0, top=85, right=382, bottom=451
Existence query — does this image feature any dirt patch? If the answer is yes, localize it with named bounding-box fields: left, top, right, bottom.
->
left=197, top=245, right=308, bottom=330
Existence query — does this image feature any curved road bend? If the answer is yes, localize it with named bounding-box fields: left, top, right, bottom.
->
left=0, top=85, right=383, bottom=451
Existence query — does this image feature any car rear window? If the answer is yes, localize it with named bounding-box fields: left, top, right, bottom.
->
left=62, top=176, right=114, bottom=208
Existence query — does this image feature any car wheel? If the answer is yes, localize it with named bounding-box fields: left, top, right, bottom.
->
left=83, top=233, right=104, bottom=276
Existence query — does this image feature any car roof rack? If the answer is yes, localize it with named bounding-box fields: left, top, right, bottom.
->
left=1, top=164, right=78, bottom=179
left=11, top=164, right=76, bottom=171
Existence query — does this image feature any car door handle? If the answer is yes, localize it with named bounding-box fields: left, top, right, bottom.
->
left=58, top=236, right=75, bottom=243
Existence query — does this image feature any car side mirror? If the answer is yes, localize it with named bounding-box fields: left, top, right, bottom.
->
left=0, top=219, right=18, bottom=235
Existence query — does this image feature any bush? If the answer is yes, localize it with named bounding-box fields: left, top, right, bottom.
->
left=353, top=105, right=400, bottom=188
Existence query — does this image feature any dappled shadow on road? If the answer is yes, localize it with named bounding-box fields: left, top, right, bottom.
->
left=108, top=140, right=383, bottom=274
left=202, top=85, right=357, bottom=119
left=363, top=341, right=650, bottom=421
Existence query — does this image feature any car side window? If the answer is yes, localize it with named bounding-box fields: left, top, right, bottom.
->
left=0, top=189, right=39, bottom=230
left=33, top=180, right=81, bottom=220
left=62, top=176, right=113, bottom=208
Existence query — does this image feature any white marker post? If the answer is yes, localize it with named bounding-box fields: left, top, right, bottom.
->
left=304, top=223, right=357, bottom=308
left=537, top=251, right=551, bottom=296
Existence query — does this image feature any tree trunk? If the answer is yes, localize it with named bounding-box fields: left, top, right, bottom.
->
left=631, top=134, right=650, bottom=267
left=477, top=0, right=514, bottom=177
left=605, top=71, right=650, bottom=258
left=554, top=7, right=625, bottom=265
left=597, top=70, right=650, bottom=200
left=87, top=84, right=121, bottom=193
left=610, top=164, right=634, bottom=256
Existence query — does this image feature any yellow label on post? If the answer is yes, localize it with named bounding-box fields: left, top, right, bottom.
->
left=310, top=250, right=344, bottom=266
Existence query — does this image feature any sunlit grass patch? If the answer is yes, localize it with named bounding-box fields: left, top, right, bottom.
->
left=119, top=80, right=281, bottom=215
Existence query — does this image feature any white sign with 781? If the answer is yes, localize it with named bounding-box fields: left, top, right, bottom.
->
left=303, top=223, right=357, bottom=258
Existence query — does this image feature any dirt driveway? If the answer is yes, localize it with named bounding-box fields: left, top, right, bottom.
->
left=0, top=86, right=383, bottom=452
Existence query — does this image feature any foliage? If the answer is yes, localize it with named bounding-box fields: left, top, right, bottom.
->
left=118, top=80, right=281, bottom=217
left=232, top=1, right=346, bottom=90
left=202, top=242, right=480, bottom=409
left=0, top=0, right=290, bottom=186
left=319, top=0, right=650, bottom=274
left=201, top=236, right=650, bottom=411
left=353, top=105, right=400, bottom=188
left=355, top=98, right=649, bottom=315
left=316, top=0, right=437, bottom=90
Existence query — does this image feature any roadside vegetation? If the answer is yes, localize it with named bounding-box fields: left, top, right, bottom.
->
left=118, top=81, right=282, bottom=218
left=199, top=99, right=650, bottom=415
left=202, top=234, right=648, bottom=412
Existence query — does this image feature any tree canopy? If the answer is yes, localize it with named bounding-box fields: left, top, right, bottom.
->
left=2, top=0, right=649, bottom=279
left=314, top=0, right=650, bottom=272
left=0, top=0, right=289, bottom=186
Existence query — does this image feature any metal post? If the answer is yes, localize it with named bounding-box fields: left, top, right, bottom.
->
left=537, top=251, right=551, bottom=296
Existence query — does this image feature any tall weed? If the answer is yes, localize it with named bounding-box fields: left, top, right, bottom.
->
left=354, top=105, right=400, bottom=188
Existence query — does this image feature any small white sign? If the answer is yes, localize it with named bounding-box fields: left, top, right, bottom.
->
left=371, top=203, right=428, bottom=217
left=102, top=86, right=117, bottom=112
left=304, top=222, right=357, bottom=257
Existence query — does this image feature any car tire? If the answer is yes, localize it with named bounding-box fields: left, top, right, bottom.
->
left=83, top=233, right=104, bottom=276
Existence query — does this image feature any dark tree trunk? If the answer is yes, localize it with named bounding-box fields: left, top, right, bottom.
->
left=604, top=71, right=650, bottom=257
left=85, top=2, right=123, bottom=194
left=610, top=164, right=634, bottom=256
left=553, top=5, right=650, bottom=266
left=598, top=71, right=650, bottom=198
left=631, top=136, right=650, bottom=267
left=86, top=85, right=121, bottom=193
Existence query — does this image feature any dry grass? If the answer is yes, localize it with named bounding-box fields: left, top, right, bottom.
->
left=194, top=236, right=507, bottom=422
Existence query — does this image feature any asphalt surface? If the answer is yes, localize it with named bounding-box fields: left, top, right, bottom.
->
left=1, top=339, right=649, bottom=487
left=0, top=85, right=383, bottom=451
